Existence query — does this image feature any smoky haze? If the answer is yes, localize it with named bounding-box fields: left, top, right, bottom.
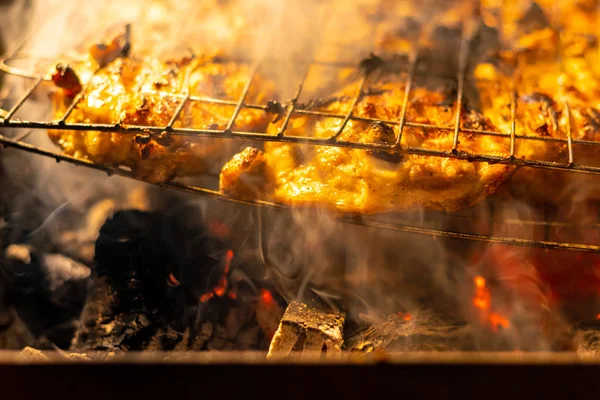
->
left=1, top=0, right=597, bottom=353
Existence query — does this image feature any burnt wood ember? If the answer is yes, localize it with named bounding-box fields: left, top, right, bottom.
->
left=73, top=209, right=273, bottom=353
left=268, top=300, right=345, bottom=358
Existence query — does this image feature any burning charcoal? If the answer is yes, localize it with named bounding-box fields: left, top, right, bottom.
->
left=255, top=288, right=284, bottom=341
left=73, top=209, right=249, bottom=352
left=1, top=244, right=90, bottom=349
left=267, top=300, right=345, bottom=358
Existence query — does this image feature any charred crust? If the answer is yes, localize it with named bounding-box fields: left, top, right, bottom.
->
left=51, top=64, right=82, bottom=97
left=265, top=100, right=286, bottom=123
left=239, top=147, right=262, bottom=169
left=140, top=142, right=156, bottom=160
left=365, top=121, right=403, bottom=163
left=359, top=53, right=385, bottom=75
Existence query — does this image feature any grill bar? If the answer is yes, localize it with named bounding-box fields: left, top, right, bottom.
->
left=1, top=131, right=599, bottom=253
left=509, top=88, right=517, bottom=157
left=4, top=117, right=600, bottom=175
left=330, top=74, right=368, bottom=140
left=565, top=102, right=575, bottom=165
left=225, top=60, right=263, bottom=133
left=394, top=48, right=419, bottom=146
left=451, top=23, right=472, bottom=152
left=58, top=67, right=102, bottom=123
left=277, top=68, right=310, bottom=137
left=3, top=76, right=44, bottom=121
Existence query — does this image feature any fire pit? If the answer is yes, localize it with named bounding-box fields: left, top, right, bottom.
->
left=1, top=0, right=600, bottom=396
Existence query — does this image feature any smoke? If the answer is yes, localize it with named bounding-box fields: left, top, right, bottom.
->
left=1, top=0, right=599, bottom=353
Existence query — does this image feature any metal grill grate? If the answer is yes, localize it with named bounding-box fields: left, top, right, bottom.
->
left=1, top=1, right=600, bottom=253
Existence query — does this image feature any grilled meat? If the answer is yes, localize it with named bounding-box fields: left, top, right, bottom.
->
left=220, top=73, right=515, bottom=214
left=476, top=1, right=600, bottom=204
left=50, top=51, right=274, bottom=183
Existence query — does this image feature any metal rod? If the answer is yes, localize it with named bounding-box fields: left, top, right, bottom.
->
left=394, top=47, right=419, bottom=146
left=277, top=67, right=311, bottom=137
left=509, top=88, right=517, bottom=157
left=328, top=73, right=368, bottom=141
left=2, top=76, right=44, bottom=121
left=165, top=93, right=190, bottom=130
left=224, top=61, right=263, bottom=133
left=452, top=23, right=473, bottom=152
left=565, top=102, right=575, bottom=165
left=58, top=67, right=102, bottom=123
left=4, top=118, right=600, bottom=174
left=1, top=132, right=599, bottom=254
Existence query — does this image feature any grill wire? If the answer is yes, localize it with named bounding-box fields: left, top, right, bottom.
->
left=1, top=2, right=600, bottom=253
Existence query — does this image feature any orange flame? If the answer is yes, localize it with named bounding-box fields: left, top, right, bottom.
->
left=473, top=275, right=510, bottom=332
left=597, top=313, right=600, bottom=320
left=200, top=249, right=235, bottom=303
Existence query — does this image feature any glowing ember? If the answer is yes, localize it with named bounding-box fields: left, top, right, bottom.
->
left=200, top=292, right=214, bottom=303
left=472, top=275, right=510, bottom=332
left=255, top=289, right=282, bottom=340
left=397, top=312, right=412, bottom=321
left=260, top=289, right=275, bottom=308
left=489, top=312, right=510, bottom=332
left=200, top=249, right=235, bottom=303
left=167, top=273, right=181, bottom=287
left=597, top=313, right=600, bottom=320
left=473, top=275, right=491, bottom=311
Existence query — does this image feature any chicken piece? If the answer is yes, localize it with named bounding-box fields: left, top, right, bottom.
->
left=50, top=53, right=274, bottom=183
left=221, top=71, right=515, bottom=214
left=475, top=1, right=600, bottom=204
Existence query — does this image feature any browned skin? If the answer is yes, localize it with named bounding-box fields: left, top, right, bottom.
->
left=50, top=55, right=275, bottom=183
left=475, top=0, right=600, bottom=204
left=221, top=72, right=515, bottom=214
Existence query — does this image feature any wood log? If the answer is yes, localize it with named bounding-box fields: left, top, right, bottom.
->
left=267, top=300, right=345, bottom=358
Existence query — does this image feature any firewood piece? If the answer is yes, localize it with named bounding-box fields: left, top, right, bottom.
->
left=267, top=301, right=345, bottom=358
